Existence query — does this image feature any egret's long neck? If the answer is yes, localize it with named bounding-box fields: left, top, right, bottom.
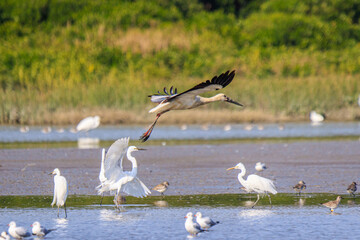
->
left=237, top=166, right=247, bottom=187
left=127, top=149, right=138, bottom=177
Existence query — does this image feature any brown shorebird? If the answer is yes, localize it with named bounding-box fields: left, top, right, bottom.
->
left=322, top=196, right=342, bottom=212
left=347, top=182, right=357, bottom=197
left=140, top=70, right=243, bottom=142
left=152, top=181, right=170, bottom=197
left=293, top=181, right=306, bottom=196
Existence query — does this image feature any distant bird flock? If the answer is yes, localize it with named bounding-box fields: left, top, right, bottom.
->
left=6, top=70, right=359, bottom=238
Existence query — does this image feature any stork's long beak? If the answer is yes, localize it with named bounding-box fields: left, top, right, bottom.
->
left=227, top=167, right=236, bottom=171
left=225, top=97, right=243, bottom=106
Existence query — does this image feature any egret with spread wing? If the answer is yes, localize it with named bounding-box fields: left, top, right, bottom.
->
left=140, top=70, right=243, bottom=142
left=227, top=162, right=277, bottom=208
left=97, top=137, right=151, bottom=209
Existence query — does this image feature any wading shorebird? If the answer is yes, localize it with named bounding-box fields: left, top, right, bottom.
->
left=227, top=163, right=277, bottom=208
left=140, top=70, right=243, bottom=142
left=293, top=181, right=306, bottom=196
left=152, top=181, right=170, bottom=197
left=347, top=182, right=357, bottom=198
left=322, top=196, right=342, bottom=212
left=50, top=168, right=68, bottom=218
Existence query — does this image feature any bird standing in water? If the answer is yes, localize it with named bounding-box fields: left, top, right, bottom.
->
left=140, top=70, right=243, bottom=142
left=347, top=182, right=357, bottom=198
left=322, top=196, right=342, bottom=212
left=50, top=168, right=68, bottom=218
left=293, top=181, right=306, bottom=196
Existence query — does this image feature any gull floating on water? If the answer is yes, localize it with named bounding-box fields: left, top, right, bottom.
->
left=76, top=115, right=100, bottom=132
left=185, top=212, right=205, bottom=236
left=140, top=70, right=243, bottom=142
left=41, top=126, right=52, bottom=134
left=255, top=162, right=267, bottom=172
left=322, top=196, right=342, bottom=212
left=0, top=232, right=10, bottom=240
left=195, top=212, right=219, bottom=230
left=152, top=181, right=169, bottom=196
left=227, top=163, right=277, bottom=208
left=8, top=221, right=31, bottom=239
left=50, top=168, right=68, bottom=218
left=19, top=126, right=29, bottom=133
left=310, top=111, right=325, bottom=123
left=31, top=221, right=55, bottom=237
left=293, top=181, right=306, bottom=196
left=224, top=124, right=231, bottom=131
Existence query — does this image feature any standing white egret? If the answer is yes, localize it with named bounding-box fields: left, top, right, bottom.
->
left=0, top=231, right=10, bottom=240
left=31, top=221, right=54, bottom=237
left=97, top=148, right=107, bottom=205
left=76, top=116, right=100, bottom=132
left=185, top=212, right=205, bottom=236
left=255, top=162, right=267, bottom=172
left=140, top=70, right=243, bottom=141
left=310, top=111, right=325, bottom=123
left=227, top=162, right=277, bottom=208
left=50, top=168, right=68, bottom=218
left=97, top=137, right=151, bottom=209
left=195, top=212, right=219, bottom=230
left=7, top=221, right=31, bottom=239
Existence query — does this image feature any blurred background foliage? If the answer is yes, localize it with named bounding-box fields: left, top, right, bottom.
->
left=1, top=0, right=360, bottom=124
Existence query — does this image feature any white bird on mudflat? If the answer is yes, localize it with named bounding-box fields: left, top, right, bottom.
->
left=310, top=111, right=325, bottom=123
left=227, top=162, right=277, bottom=208
left=97, top=137, right=151, bottom=209
left=76, top=116, right=100, bottom=132
left=8, top=221, right=31, bottom=239
left=195, top=212, right=219, bottom=230
left=185, top=212, right=205, bottom=236
left=0, top=231, right=10, bottom=240
left=50, top=168, right=68, bottom=218
left=140, top=70, right=243, bottom=142
left=255, top=162, right=267, bottom=172
left=31, top=221, right=54, bottom=237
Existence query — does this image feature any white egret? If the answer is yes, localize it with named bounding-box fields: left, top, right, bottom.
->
left=227, top=162, right=277, bottom=208
left=98, top=148, right=107, bottom=205
left=309, top=111, right=325, bottom=123
left=195, top=212, right=219, bottom=230
left=152, top=181, right=169, bottom=196
left=185, top=212, right=205, bottom=236
left=347, top=182, right=357, bottom=197
left=76, top=116, right=100, bottom=132
left=322, top=196, right=342, bottom=212
left=7, top=221, right=31, bottom=239
left=97, top=137, right=151, bottom=209
left=50, top=168, right=68, bottom=218
left=0, top=232, right=10, bottom=240
left=31, top=221, right=54, bottom=237
left=140, top=70, right=243, bottom=141
left=293, top=181, right=306, bottom=196
left=224, top=124, right=231, bottom=131
left=255, top=162, right=267, bottom=172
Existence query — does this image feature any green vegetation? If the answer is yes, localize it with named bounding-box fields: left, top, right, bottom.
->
left=1, top=0, right=360, bottom=124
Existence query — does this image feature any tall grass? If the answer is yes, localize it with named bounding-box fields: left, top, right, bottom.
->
left=1, top=0, right=360, bottom=124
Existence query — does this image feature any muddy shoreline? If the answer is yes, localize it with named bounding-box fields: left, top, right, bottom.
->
left=0, top=140, right=359, bottom=196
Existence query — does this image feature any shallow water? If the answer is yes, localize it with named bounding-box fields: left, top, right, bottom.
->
left=1, top=194, right=359, bottom=240
left=1, top=122, right=360, bottom=143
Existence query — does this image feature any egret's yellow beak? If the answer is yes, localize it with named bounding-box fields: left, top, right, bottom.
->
left=227, top=167, right=236, bottom=171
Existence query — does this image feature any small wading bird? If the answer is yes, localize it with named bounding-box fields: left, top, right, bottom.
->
left=293, top=181, right=307, bottom=196
left=322, top=196, right=342, bottom=212
left=195, top=212, right=219, bottom=230
left=31, top=221, right=55, bottom=237
left=76, top=116, right=100, bottom=133
left=152, top=181, right=169, bottom=197
left=140, top=70, right=243, bottom=142
left=347, top=182, right=357, bottom=198
left=227, top=163, right=277, bottom=208
left=50, top=168, right=68, bottom=218
left=0, top=231, right=10, bottom=240
left=185, top=212, right=206, bottom=236
left=97, top=137, right=151, bottom=210
left=255, top=162, right=267, bottom=172
left=7, top=221, right=31, bottom=239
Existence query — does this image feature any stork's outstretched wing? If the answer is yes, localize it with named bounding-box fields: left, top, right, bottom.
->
left=104, top=137, right=129, bottom=182
left=149, top=86, right=178, bottom=103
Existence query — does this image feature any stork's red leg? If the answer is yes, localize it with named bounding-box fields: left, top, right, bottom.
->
left=140, top=113, right=162, bottom=142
